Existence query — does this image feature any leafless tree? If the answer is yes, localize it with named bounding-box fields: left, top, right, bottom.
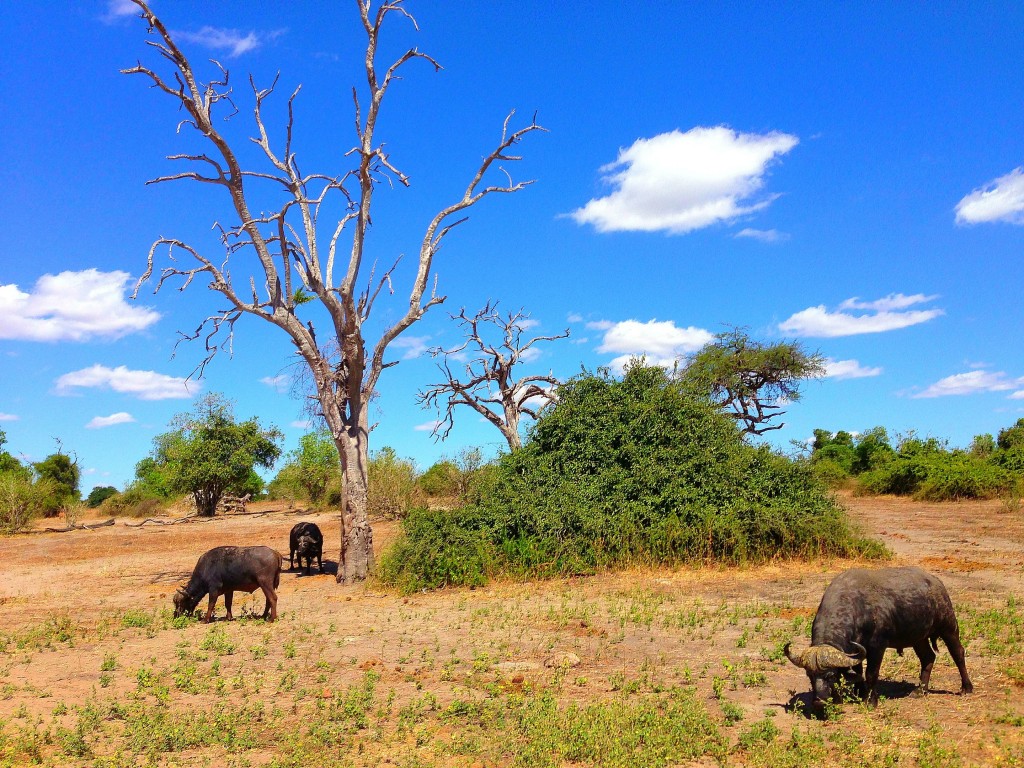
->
left=418, top=302, right=568, bottom=451
left=122, top=1, right=543, bottom=583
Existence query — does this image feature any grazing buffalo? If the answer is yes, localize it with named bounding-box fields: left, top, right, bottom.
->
left=786, top=566, right=973, bottom=708
left=289, top=521, right=324, bottom=575
left=173, top=545, right=282, bottom=623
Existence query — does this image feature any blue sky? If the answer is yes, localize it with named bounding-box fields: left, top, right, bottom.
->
left=2, top=1, right=1023, bottom=492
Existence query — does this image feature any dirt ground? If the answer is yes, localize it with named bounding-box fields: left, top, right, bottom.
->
left=0, top=494, right=1022, bottom=767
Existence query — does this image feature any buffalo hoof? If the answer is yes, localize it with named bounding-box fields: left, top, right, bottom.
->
left=959, top=685, right=974, bottom=696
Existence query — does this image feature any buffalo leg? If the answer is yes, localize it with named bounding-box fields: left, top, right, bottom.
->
left=911, top=640, right=936, bottom=695
left=259, top=583, right=277, bottom=622
left=942, top=632, right=974, bottom=694
left=864, top=648, right=885, bottom=707
left=224, top=591, right=234, bottom=621
left=289, top=548, right=295, bottom=570
left=318, top=551, right=323, bottom=574
left=204, top=593, right=218, bottom=624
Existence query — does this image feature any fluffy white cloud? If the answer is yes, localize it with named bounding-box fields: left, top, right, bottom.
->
left=175, top=26, right=283, bottom=58
left=824, top=359, right=883, bottom=380
left=0, top=269, right=160, bottom=342
left=734, top=228, right=789, bottom=243
left=86, top=412, right=136, bottom=429
left=955, top=167, right=1024, bottom=225
left=414, top=420, right=442, bottom=432
left=566, top=312, right=584, bottom=323
left=55, top=365, right=199, bottom=400
left=570, top=126, right=798, bottom=234
left=0, top=413, right=18, bottom=422
left=779, top=294, right=943, bottom=337
left=594, top=319, right=713, bottom=372
left=290, top=419, right=313, bottom=429
left=913, top=370, right=1018, bottom=398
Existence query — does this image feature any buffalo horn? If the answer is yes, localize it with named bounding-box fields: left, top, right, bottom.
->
left=785, top=643, right=861, bottom=674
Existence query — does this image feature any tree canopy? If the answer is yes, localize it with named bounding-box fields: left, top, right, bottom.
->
left=679, top=328, right=825, bottom=435
left=152, top=394, right=282, bottom=516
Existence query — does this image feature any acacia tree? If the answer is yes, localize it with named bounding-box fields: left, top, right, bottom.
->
left=124, top=2, right=543, bottom=581
left=418, top=302, right=568, bottom=450
left=678, top=328, right=825, bottom=436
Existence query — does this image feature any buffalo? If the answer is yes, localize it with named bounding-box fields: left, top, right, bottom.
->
left=786, top=566, right=973, bottom=708
left=289, top=521, right=324, bottom=575
left=173, top=545, right=282, bottom=623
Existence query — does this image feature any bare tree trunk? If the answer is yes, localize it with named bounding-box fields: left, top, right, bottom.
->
left=337, top=417, right=373, bottom=583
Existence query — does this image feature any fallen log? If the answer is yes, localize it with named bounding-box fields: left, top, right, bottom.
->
left=44, top=518, right=116, bottom=533
left=123, top=514, right=205, bottom=528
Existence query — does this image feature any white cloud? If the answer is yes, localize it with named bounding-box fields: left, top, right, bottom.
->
left=391, top=335, right=430, bottom=360
left=518, top=346, right=543, bottom=364
left=595, top=319, right=713, bottom=372
left=0, top=413, right=18, bottom=422
left=779, top=294, right=943, bottom=337
left=1009, top=391, right=1024, bottom=400
left=260, top=374, right=290, bottom=393
left=913, top=370, right=1018, bottom=398
left=585, top=320, right=614, bottom=331
left=824, top=359, right=883, bottom=380
left=414, top=420, right=442, bottom=432
left=955, top=167, right=1024, bottom=225
left=569, top=126, right=798, bottom=234
left=86, top=412, right=136, bottom=429
left=734, top=228, right=789, bottom=243
left=839, top=293, right=940, bottom=312
left=55, top=365, right=198, bottom=400
left=567, top=312, right=584, bottom=323
left=102, top=0, right=136, bottom=22
left=175, top=26, right=284, bottom=58
left=0, top=269, right=160, bottom=342
left=290, top=419, right=313, bottom=429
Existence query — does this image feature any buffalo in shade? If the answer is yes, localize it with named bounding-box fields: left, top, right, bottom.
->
left=173, top=545, right=282, bottom=623
left=289, top=521, right=324, bottom=574
left=786, top=566, right=973, bottom=708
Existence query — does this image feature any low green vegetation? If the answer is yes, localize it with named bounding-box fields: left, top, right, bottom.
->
left=379, top=364, right=885, bottom=592
left=808, top=420, right=1024, bottom=501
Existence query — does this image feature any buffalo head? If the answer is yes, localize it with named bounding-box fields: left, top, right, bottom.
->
left=785, top=642, right=866, bottom=703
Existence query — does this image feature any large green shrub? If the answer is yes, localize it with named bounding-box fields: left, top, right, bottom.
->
left=0, top=473, right=51, bottom=533
left=379, top=365, right=883, bottom=592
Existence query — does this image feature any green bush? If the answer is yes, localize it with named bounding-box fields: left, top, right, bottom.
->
left=86, top=486, right=119, bottom=508
left=418, top=461, right=460, bottom=498
left=858, top=450, right=1010, bottom=501
left=379, top=365, right=884, bottom=590
left=376, top=506, right=495, bottom=592
left=101, top=485, right=167, bottom=517
left=0, top=473, right=51, bottom=533
left=368, top=447, right=421, bottom=519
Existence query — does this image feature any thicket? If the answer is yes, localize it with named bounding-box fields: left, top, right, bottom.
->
left=809, top=421, right=1024, bottom=502
left=0, top=430, right=82, bottom=532
left=378, top=365, right=884, bottom=592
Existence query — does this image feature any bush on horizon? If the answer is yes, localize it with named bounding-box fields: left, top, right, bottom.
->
left=378, top=364, right=884, bottom=592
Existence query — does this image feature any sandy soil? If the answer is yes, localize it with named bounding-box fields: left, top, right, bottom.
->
left=0, top=494, right=1022, bottom=766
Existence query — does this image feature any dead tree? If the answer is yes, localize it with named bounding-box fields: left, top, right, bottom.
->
left=418, top=302, right=567, bottom=451
left=123, top=1, right=543, bottom=583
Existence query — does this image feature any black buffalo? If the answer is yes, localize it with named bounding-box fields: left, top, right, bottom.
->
left=289, top=521, right=324, bottom=575
left=785, top=566, right=973, bottom=708
left=173, top=545, right=282, bottom=623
